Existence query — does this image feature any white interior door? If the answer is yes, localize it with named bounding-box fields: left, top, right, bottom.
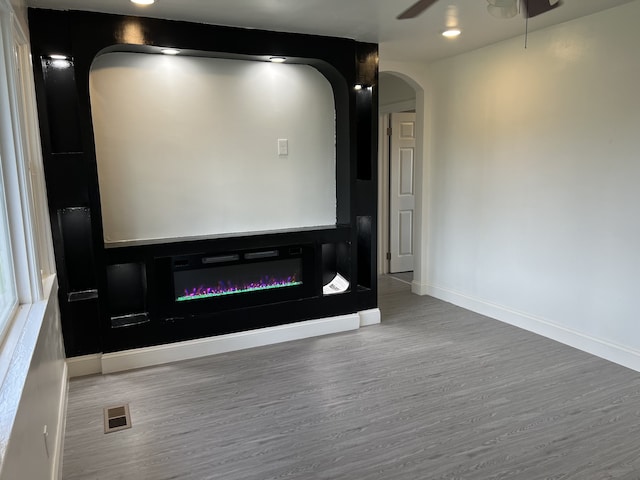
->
left=389, top=112, right=416, bottom=273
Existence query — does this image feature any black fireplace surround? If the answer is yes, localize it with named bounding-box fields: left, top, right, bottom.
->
left=28, top=9, right=378, bottom=355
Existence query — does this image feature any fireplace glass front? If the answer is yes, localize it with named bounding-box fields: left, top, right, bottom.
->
left=173, top=257, right=303, bottom=303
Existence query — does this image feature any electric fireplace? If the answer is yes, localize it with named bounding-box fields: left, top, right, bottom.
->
left=163, top=245, right=315, bottom=316
left=174, top=256, right=302, bottom=302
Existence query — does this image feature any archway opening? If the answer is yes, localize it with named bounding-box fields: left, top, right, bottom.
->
left=378, top=70, right=425, bottom=292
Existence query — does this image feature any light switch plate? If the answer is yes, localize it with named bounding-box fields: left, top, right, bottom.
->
left=278, top=138, right=288, bottom=156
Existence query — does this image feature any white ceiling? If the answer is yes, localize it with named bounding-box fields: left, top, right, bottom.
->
left=27, top=0, right=636, bottom=62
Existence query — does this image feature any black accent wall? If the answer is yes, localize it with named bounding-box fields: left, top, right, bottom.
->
left=28, top=9, right=378, bottom=356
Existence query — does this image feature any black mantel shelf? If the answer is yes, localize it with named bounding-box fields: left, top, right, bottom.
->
left=104, top=224, right=350, bottom=249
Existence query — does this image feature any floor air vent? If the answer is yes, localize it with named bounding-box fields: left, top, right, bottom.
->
left=103, top=404, right=132, bottom=434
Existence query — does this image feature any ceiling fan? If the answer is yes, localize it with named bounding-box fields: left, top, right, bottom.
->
left=397, top=0, right=562, bottom=20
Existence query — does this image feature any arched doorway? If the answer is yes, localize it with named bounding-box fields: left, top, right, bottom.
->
left=378, top=70, right=426, bottom=292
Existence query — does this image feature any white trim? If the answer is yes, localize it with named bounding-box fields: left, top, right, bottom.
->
left=51, top=362, right=67, bottom=480
left=66, top=354, right=102, bottom=378
left=411, top=280, right=429, bottom=296
left=377, top=113, right=390, bottom=275
left=425, top=283, right=640, bottom=373
left=358, top=308, right=381, bottom=327
left=0, top=12, right=39, bottom=304
left=101, top=313, right=361, bottom=374
left=71, top=310, right=380, bottom=376
left=0, top=304, right=31, bottom=401
left=0, top=6, right=20, bottom=334
left=14, top=36, right=54, bottom=276
left=379, top=99, right=416, bottom=114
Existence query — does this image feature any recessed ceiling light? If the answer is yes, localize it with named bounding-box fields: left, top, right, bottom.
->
left=442, top=28, right=461, bottom=38
left=161, top=48, right=180, bottom=55
left=269, top=56, right=286, bottom=63
left=131, top=0, right=155, bottom=5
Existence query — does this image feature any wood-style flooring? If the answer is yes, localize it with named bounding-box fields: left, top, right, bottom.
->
left=62, top=276, right=640, bottom=479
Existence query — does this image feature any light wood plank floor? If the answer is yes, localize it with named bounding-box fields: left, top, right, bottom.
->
left=63, top=276, right=640, bottom=479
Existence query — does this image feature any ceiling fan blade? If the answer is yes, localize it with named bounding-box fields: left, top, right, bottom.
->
left=523, top=0, right=562, bottom=18
left=397, top=0, right=439, bottom=20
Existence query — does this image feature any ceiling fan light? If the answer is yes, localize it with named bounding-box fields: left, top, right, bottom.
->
left=442, top=28, right=461, bottom=38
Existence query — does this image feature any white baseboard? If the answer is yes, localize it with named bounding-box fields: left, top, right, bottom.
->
left=359, top=308, right=381, bottom=326
left=101, top=313, right=362, bottom=374
left=411, top=280, right=429, bottom=296
left=425, top=284, right=640, bottom=373
left=52, top=362, right=68, bottom=480
left=66, top=354, right=102, bottom=378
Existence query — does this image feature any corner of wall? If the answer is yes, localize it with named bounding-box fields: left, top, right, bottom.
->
left=66, top=354, right=102, bottom=378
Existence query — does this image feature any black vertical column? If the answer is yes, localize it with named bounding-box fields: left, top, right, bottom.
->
left=354, top=43, right=379, bottom=309
left=29, top=10, right=101, bottom=356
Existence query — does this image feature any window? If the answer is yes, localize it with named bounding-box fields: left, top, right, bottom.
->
left=0, top=156, right=18, bottom=336
left=0, top=11, right=53, bottom=346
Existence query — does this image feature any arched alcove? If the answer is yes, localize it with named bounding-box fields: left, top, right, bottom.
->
left=90, top=52, right=338, bottom=244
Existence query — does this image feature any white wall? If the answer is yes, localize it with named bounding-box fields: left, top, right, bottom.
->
left=408, top=1, right=640, bottom=368
left=90, top=53, right=337, bottom=244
